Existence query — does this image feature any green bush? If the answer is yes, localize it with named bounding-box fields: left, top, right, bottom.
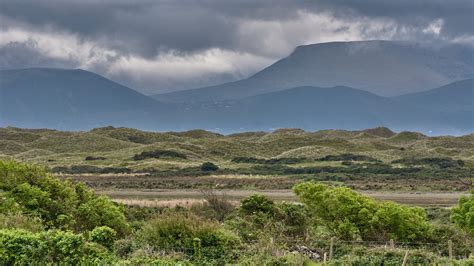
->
left=136, top=213, right=240, bottom=262
left=0, top=160, right=128, bottom=235
left=0, top=229, right=113, bottom=264
left=76, top=196, right=129, bottom=235
left=451, top=191, right=474, bottom=236
left=133, top=150, right=187, bottom=160
left=89, top=226, right=117, bottom=250
left=0, top=212, right=44, bottom=232
left=293, top=182, right=432, bottom=241
left=240, top=194, right=276, bottom=216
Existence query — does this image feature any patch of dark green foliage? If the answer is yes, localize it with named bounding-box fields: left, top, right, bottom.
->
left=231, top=157, right=307, bottom=165
left=133, top=150, right=187, bottom=160
left=392, top=157, right=464, bottom=168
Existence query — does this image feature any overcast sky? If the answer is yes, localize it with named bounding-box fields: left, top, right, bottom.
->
left=1, top=0, right=473, bottom=94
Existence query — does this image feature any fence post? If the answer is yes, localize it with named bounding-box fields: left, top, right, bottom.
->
left=193, top=237, right=202, bottom=261
left=323, top=252, right=327, bottom=264
left=402, top=250, right=409, bottom=266
left=448, top=239, right=453, bottom=260
left=390, top=239, right=395, bottom=249
left=329, top=237, right=335, bottom=260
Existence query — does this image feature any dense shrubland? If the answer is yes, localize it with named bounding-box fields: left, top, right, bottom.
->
left=0, top=160, right=472, bottom=264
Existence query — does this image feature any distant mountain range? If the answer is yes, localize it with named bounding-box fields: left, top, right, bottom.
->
left=0, top=41, right=473, bottom=135
left=154, top=40, right=474, bottom=102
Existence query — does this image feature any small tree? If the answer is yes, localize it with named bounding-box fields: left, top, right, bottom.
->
left=293, top=182, right=432, bottom=241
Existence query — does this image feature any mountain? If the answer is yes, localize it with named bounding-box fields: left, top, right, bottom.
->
left=394, top=79, right=473, bottom=131
left=154, top=40, right=474, bottom=102
left=0, top=68, right=471, bottom=135
left=0, top=68, right=175, bottom=130
left=395, top=79, right=473, bottom=112
left=178, top=86, right=452, bottom=134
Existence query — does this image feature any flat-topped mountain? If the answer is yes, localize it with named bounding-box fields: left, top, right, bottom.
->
left=155, top=41, right=474, bottom=102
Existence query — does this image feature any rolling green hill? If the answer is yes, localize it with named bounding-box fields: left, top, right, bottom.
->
left=1, top=126, right=473, bottom=173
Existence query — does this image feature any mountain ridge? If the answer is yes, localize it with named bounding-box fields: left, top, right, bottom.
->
left=154, top=40, right=474, bottom=102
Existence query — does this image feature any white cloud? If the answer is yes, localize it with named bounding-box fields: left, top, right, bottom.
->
left=107, top=48, right=274, bottom=93
left=0, top=12, right=467, bottom=94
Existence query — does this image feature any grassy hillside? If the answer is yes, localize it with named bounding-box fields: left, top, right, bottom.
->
left=1, top=126, right=472, bottom=192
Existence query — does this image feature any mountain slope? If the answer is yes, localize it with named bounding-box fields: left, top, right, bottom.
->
left=179, top=86, right=454, bottom=134
left=394, top=79, right=473, bottom=112
left=394, top=79, right=473, bottom=131
left=0, top=68, right=174, bottom=130
left=155, top=40, right=474, bottom=102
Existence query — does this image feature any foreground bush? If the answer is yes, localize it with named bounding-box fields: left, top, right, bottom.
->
left=451, top=191, right=474, bottom=236
left=294, top=182, right=432, bottom=241
left=136, top=212, right=240, bottom=262
left=0, top=229, right=113, bottom=264
left=0, top=160, right=128, bottom=235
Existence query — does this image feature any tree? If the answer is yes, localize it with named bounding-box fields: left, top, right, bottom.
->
left=293, top=182, right=431, bottom=241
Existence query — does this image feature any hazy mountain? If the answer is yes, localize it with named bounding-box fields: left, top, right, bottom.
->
left=0, top=68, right=175, bottom=130
left=394, top=79, right=473, bottom=131
left=155, top=40, right=474, bottom=102
left=182, top=86, right=454, bottom=134
left=0, top=68, right=471, bottom=135
left=395, top=79, right=473, bottom=112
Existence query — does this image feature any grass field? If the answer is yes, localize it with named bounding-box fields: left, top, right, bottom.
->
left=103, top=189, right=467, bottom=207
left=2, top=126, right=472, bottom=204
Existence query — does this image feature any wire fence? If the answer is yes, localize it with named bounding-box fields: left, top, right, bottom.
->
left=137, top=238, right=472, bottom=262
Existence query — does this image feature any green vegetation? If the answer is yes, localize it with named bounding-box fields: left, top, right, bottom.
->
left=133, top=149, right=187, bottom=160
left=294, top=182, right=431, bottom=241
left=1, top=126, right=472, bottom=192
left=200, top=162, right=219, bottom=171
left=0, top=161, right=128, bottom=234
left=452, top=191, right=474, bottom=236
left=0, top=160, right=472, bottom=264
left=0, top=126, right=473, bottom=263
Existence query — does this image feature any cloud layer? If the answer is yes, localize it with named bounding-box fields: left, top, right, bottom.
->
left=1, top=0, right=472, bottom=94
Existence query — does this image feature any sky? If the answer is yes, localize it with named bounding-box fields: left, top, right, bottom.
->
left=0, top=0, right=473, bottom=95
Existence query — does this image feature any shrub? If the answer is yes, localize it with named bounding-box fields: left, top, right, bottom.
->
left=200, top=162, right=219, bottom=172
left=137, top=213, right=240, bottom=262
left=133, top=150, right=187, bottom=160
left=85, top=156, right=106, bottom=161
left=76, top=196, right=129, bottom=236
left=0, top=229, right=113, bottom=265
left=199, top=190, right=234, bottom=221
left=240, top=194, right=276, bottom=216
left=392, top=157, right=464, bottom=168
left=231, top=157, right=306, bottom=165
left=0, top=160, right=128, bottom=235
left=319, top=153, right=380, bottom=162
left=89, top=226, right=117, bottom=250
left=0, top=212, right=44, bottom=232
left=451, top=191, right=474, bottom=236
left=293, top=182, right=432, bottom=241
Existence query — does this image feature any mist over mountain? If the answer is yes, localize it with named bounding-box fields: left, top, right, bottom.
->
left=155, top=41, right=474, bottom=102
left=0, top=68, right=176, bottom=130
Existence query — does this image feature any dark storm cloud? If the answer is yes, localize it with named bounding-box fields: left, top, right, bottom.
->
left=2, top=0, right=472, bottom=56
left=0, top=0, right=472, bottom=93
